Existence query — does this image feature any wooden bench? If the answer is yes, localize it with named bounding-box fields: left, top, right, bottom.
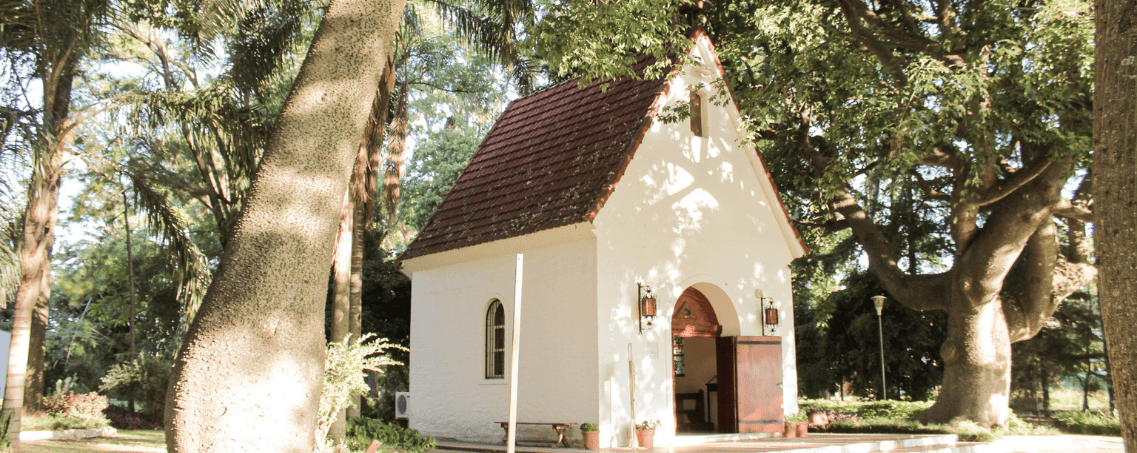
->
left=495, top=421, right=575, bottom=448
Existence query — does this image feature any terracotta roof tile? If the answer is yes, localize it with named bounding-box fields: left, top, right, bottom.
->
left=401, top=60, right=669, bottom=261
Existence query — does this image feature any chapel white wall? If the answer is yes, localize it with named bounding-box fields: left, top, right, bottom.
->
left=591, top=36, right=800, bottom=448
left=407, top=239, right=600, bottom=443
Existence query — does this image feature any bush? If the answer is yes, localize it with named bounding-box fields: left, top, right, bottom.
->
left=318, top=334, right=405, bottom=450
left=43, top=391, right=109, bottom=422
left=103, top=405, right=160, bottom=430
left=799, top=398, right=933, bottom=420
left=22, top=413, right=108, bottom=431
left=1053, top=410, right=1121, bottom=435
left=800, top=398, right=1056, bottom=441
left=99, top=353, right=174, bottom=426
left=346, top=418, right=436, bottom=453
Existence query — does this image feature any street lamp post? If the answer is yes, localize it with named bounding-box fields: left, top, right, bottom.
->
left=871, top=295, right=887, bottom=401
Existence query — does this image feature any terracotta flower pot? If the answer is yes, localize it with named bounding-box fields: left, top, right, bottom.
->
left=636, top=429, right=655, bottom=449
left=783, top=422, right=797, bottom=439
left=796, top=421, right=808, bottom=438
left=582, top=430, right=600, bottom=450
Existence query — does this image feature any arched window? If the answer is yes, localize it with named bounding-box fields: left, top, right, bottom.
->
left=486, top=300, right=506, bottom=379
left=690, top=92, right=704, bottom=137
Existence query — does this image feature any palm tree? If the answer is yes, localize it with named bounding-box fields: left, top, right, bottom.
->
left=0, top=0, right=110, bottom=446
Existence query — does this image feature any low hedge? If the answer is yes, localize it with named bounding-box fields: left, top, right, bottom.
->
left=1052, top=410, right=1121, bottom=436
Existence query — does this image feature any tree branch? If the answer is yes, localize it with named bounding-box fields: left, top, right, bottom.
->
left=975, top=160, right=1053, bottom=207
left=828, top=187, right=952, bottom=311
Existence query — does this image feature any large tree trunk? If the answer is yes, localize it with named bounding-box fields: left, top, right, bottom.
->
left=918, top=294, right=1012, bottom=426
left=163, top=0, right=405, bottom=451
left=1093, top=0, right=1137, bottom=447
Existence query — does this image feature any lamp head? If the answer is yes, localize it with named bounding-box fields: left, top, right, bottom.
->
left=871, top=295, right=887, bottom=316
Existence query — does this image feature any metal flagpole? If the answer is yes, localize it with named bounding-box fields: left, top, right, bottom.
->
left=507, top=254, right=524, bottom=453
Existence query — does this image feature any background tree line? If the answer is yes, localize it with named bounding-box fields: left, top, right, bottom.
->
left=1, top=0, right=1133, bottom=450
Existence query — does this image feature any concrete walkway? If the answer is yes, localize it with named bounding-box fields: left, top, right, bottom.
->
left=980, top=435, right=1125, bottom=453
left=436, top=433, right=1127, bottom=453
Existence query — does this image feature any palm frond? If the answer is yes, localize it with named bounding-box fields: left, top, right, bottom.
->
left=426, top=0, right=525, bottom=67
left=75, top=153, right=212, bottom=329
left=124, top=171, right=212, bottom=328
left=227, top=0, right=321, bottom=95
left=0, top=196, right=22, bottom=309
left=126, top=82, right=270, bottom=187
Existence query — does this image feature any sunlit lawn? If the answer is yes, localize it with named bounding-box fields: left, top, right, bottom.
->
left=22, top=430, right=165, bottom=453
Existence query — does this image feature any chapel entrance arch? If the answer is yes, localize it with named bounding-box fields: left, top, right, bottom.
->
left=671, top=284, right=785, bottom=435
left=671, top=286, right=721, bottom=433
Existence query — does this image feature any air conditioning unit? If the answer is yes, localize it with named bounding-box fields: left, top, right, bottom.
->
left=395, top=392, right=411, bottom=419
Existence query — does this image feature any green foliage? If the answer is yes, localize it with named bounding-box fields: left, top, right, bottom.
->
left=1010, top=288, right=1107, bottom=415
left=42, top=391, right=110, bottom=426
left=1052, top=410, right=1121, bottom=436
left=796, top=271, right=946, bottom=401
left=345, top=418, right=436, bottom=453
left=580, top=423, right=598, bottom=432
left=399, top=128, right=482, bottom=234
left=799, top=399, right=933, bottom=421
left=317, top=334, right=406, bottom=448
left=803, top=399, right=1056, bottom=440
left=46, top=233, right=184, bottom=397
left=22, top=413, right=109, bottom=431
left=635, top=419, right=660, bottom=430
left=99, top=353, right=174, bottom=425
left=0, top=413, right=10, bottom=450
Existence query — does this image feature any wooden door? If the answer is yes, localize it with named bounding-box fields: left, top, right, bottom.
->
left=716, top=336, right=783, bottom=433
left=735, top=336, right=783, bottom=433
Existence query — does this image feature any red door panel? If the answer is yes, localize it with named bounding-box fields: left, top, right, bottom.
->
left=735, top=336, right=783, bottom=434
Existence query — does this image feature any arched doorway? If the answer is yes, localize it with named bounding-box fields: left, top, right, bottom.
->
left=671, top=287, right=721, bottom=433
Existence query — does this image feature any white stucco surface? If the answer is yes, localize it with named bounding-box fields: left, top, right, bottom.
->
left=591, top=34, right=801, bottom=447
left=407, top=238, right=599, bottom=443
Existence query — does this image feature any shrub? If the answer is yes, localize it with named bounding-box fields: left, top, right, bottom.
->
left=22, top=413, right=108, bottom=431
left=99, top=353, right=174, bottom=426
left=799, top=398, right=933, bottom=420
left=346, top=418, right=436, bottom=453
left=43, top=391, right=109, bottom=422
left=318, top=334, right=405, bottom=450
left=1053, top=410, right=1121, bottom=435
left=580, top=423, right=598, bottom=432
left=103, top=405, right=159, bottom=430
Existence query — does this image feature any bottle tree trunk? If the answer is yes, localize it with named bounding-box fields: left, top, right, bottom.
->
left=163, top=1, right=406, bottom=451
left=830, top=154, right=1094, bottom=428
left=1093, top=0, right=1137, bottom=446
left=918, top=294, right=1012, bottom=426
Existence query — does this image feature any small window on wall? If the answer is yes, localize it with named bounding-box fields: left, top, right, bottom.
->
left=690, top=92, right=704, bottom=137
left=486, top=300, right=506, bottom=379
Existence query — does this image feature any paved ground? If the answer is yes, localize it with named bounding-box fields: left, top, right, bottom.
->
left=982, top=435, right=1125, bottom=453
left=437, top=433, right=1127, bottom=453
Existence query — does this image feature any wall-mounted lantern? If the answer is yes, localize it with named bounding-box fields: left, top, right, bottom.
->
left=638, top=283, right=657, bottom=333
left=757, top=289, right=778, bottom=336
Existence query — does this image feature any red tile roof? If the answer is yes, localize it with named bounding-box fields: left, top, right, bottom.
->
left=400, top=57, right=671, bottom=261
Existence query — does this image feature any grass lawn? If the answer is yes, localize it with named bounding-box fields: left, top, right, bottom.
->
left=22, top=430, right=165, bottom=453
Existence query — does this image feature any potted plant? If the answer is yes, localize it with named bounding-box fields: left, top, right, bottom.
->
left=580, top=423, right=600, bottom=450
left=786, top=412, right=808, bottom=438
left=635, top=419, right=660, bottom=449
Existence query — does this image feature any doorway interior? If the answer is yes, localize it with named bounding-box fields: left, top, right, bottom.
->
left=671, top=287, right=721, bottom=434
